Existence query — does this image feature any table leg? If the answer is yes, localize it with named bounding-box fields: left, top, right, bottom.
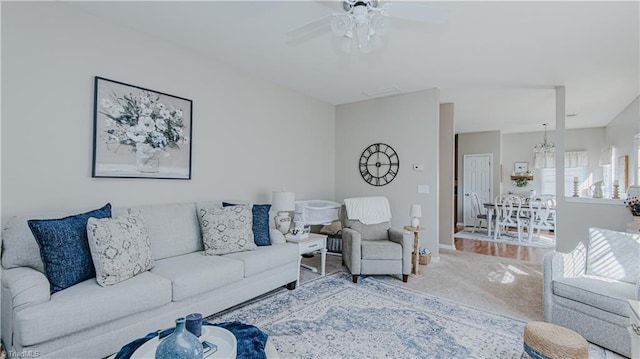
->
left=296, top=256, right=301, bottom=287
left=487, top=209, right=492, bottom=236
left=413, top=232, right=420, bottom=275
left=320, top=248, right=326, bottom=276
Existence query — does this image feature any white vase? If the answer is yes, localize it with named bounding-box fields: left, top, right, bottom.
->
left=626, top=216, right=640, bottom=234
left=135, top=144, right=160, bottom=173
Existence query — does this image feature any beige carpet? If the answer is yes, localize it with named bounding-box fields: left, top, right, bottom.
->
left=300, top=249, right=543, bottom=322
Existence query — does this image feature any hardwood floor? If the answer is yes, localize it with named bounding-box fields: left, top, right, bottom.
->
left=453, top=226, right=553, bottom=264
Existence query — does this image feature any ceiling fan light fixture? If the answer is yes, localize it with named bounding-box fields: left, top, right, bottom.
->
left=331, top=15, right=352, bottom=36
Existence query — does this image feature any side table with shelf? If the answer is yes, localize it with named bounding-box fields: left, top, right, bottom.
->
left=403, top=225, right=426, bottom=275
left=286, top=233, right=327, bottom=286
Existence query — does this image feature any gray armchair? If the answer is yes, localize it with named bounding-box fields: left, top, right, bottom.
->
left=543, top=227, right=639, bottom=357
left=340, top=205, right=412, bottom=283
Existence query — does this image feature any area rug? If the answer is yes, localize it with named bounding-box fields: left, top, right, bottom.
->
left=207, top=271, right=617, bottom=358
left=455, top=228, right=555, bottom=249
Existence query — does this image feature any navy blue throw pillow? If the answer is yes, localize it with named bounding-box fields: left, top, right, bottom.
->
left=28, top=203, right=112, bottom=294
left=222, top=202, right=271, bottom=246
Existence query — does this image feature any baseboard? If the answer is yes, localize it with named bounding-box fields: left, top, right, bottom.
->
left=439, top=244, right=456, bottom=251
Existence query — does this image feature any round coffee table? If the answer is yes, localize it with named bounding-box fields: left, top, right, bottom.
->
left=131, top=326, right=236, bottom=358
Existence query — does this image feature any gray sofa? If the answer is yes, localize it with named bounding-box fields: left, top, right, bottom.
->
left=1, top=201, right=300, bottom=358
left=543, top=227, right=640, bottom=357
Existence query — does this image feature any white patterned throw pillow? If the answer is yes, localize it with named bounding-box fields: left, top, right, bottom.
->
left=199, top=205, right=256, bottom=255
left=87, top=210, right=154, bottom=287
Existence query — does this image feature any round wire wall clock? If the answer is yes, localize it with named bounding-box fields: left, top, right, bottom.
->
left=359, top=143, right=399, bottom=186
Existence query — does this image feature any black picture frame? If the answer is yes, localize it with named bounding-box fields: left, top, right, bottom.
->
left=92, top=76, right=193, bottom=179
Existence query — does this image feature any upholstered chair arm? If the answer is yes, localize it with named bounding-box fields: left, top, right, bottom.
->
left=2, top=267, right=51, bottom=310
left=543, top=241, right=587, bottom=321
left=389, top=228, right=412, bottom=275
left=342, top=228, right=362, bottom=275
left=556, top=241, right=588, bottom=279
left=2, top=267, right=51, bottom=347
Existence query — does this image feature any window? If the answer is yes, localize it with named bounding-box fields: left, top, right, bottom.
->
left=541, top=167, right=589, bottom=197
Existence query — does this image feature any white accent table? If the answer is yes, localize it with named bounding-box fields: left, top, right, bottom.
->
left=286, top=233, right=327, bottom=285
left=629, top=299, right=640, bottom=359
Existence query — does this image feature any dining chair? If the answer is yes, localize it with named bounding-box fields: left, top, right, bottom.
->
left=493, top=194, right=525, bottom=241
left=470, top=192, right=489, bottom=234
left=526, top=200, right=555, bottom=241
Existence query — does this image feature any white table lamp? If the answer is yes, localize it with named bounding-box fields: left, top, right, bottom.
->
left=410, top=204, right=422, bottom=228
left=272, top=190, right=295, bottom=234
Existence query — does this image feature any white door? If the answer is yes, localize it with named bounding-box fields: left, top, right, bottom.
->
left=463, top=154, right=493, bottom=226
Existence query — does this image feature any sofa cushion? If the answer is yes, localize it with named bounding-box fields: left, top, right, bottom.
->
left=587, top=227, right=640, bottom=285
left=27, top=203, right=112, bottom=294
left=223, top=202, right=272, bottom=246
left=223, top=243, right=299, bottom=277
left=2, top=216, right=47, bottom=273
left=361, top=240, right=403, bottom=260
left=113, top=203, right=202, bottom=260
left=87, top=210, right=154, bottom=287
left=553, top=274, right=635, bottom=317
left=199, top=205, right=257, bottom=255
left=151, top=252, right=244, bottom=301
left=14, top=271, right=171, bottom=346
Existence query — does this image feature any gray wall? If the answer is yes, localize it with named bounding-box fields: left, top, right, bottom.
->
left=606, top=96, right=640, bottom=186
left=501, top=128, right=605, bottom=197
left=1, top=2, right=336, bottom=221
left=556, top=95, right=639, bottom=252
left=439, top=103, right=455, bottom=247
left=335, top=90, right=441, bottom=260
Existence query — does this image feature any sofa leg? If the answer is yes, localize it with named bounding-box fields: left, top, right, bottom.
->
left=285, top=281, right=296, bottom=290
left=352, top=275, right=358, bottom=283
left=402, top=274, right=408, bottom=283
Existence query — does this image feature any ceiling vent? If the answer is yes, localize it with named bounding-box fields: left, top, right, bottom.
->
left=362, top=86, right=402, bottom=98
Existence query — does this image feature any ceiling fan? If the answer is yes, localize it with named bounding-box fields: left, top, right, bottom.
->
left=287, top=0, right=448, bottom=53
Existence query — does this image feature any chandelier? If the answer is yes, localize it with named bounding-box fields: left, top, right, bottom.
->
left=533, top=123, right=555, bottom=154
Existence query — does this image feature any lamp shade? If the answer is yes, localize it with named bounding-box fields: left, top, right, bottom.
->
left=272, top=191, right=295, bottom=212
left=598, top=146, right=612, bottom=166
left=410, top=204, right=422, bottom=218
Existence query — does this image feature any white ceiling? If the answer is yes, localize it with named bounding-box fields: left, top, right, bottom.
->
left=70, top=1, right=639, bottom=134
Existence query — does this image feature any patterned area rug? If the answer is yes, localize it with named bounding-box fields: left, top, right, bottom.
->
left=208, top=271, right=615, bottom=358
left=455, top=227, right=555, bottom=249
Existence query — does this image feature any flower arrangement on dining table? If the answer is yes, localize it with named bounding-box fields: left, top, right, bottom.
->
left=624, top=197, right=640, bottom=216
left=99, top=90, right=189, bottom=160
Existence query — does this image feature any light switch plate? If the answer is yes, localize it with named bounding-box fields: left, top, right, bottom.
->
left=418, top=185, right=429, bottom=194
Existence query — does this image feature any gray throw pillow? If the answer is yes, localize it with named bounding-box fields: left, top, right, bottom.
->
left=86, top=210, right=154, bottom=287
left=199, top=205, right=256, bottom=255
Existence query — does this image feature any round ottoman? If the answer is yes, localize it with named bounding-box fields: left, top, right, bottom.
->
left=523, top=321, right=588, bottom=359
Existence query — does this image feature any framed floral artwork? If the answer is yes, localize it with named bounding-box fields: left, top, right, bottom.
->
left=92, top=77, right=192, bottom=179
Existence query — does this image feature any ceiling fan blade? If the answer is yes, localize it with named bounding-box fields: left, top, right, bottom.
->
left=286, top=13, right=337, bottom=38
left=383, top=3, right=449, bottom=24
left=313, top=0, right=345, bottom=12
